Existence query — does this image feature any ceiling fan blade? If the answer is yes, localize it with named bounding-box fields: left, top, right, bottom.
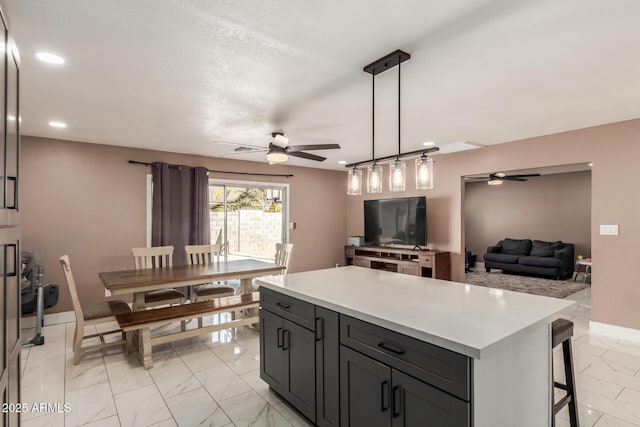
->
left=287, top=144, right=341, bottom=151
left=220, top=151, right=267, bottom=157
left=510, top=173, right=541, bottom=178
left=288, top=151, right=326, bottom=161
left=214, top=140, right=266, bottom=150
left=502, top=177, right=528, bottom=181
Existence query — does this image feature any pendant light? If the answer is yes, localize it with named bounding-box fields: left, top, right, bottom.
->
left=346, top=50, right=439, bottom=195
left=367, top=163, right=383, bottom=193
left=415, top=154, right=434, bottom=189
left=347, top=167, right=362, bottom=195
left=389, top=58, right=406, bottom=192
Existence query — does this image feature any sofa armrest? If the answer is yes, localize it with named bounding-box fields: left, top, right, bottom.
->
left=554, top=244, right=575, bottom=278
left=486, top=240, right=503, bottom=254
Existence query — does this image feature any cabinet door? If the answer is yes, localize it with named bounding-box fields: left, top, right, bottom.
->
left=5, top=48, right=19, bottom=218
left=259, top=308, right=285, bottom=394
left=283, top=319, right=316, bottom=421
left=5, top=242, right=19, bottom=356
left=316, top=307, right=340, bottom=427
left=392, top=370, right=470, bottom=427
left=340, top=345, right=391, bottom=427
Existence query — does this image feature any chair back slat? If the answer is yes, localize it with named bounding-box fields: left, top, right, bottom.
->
left=274, top=243, right=294, bottom=274
left=132, top=246, right=174, bottom=270
left=185, top=244, right=221, bottom=266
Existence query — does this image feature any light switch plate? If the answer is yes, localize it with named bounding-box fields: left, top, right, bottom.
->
left=600, top=224, right=619, bottom=235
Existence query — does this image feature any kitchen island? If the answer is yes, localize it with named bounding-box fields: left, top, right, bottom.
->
left=256, top=266, right=574, bottom=427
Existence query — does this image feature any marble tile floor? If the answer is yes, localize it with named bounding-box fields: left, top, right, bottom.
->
left=18, top=286, right=640, bottom=426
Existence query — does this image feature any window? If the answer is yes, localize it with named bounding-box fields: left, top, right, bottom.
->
left=209, top=179, right=289, bottom=260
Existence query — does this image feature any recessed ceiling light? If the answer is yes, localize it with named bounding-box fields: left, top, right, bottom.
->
left=49, top=121, right=67, bottom=128
left=35, top=52, right=65, bottom=65
left=338, top=160, right=347, bottom=165
left=422, top=141, right=435, bottom=146
left=588, top=162, right=593, bottom=167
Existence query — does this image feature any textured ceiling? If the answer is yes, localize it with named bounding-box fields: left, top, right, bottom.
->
left=6, top=0, right=640, bottom=170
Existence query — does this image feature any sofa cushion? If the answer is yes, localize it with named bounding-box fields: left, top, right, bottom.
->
left=530, top=240, right=563, bottom=257
left=518, top=256, right=563, bottom=269
left=484, top=253, right=521, bottom=264
left=501, top=238, right=532, bottom=255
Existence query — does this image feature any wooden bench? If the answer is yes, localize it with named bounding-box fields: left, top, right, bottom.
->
left=116, top=292, right=260, bottom=369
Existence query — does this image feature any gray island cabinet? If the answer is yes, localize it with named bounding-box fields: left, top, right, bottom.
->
left=257, top=266, right=574, bottom=427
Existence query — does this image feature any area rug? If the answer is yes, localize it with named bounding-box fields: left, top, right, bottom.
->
left=465, top=270, right=589, bottom=299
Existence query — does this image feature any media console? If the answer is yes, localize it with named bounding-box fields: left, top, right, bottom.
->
left=345, top=245, right=451, bottom=280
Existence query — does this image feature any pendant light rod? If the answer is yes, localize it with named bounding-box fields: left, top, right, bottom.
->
left=372, top=73, right=375, bottom=159
left=344, top=146, right=439, bottom=169
left=398, top=58, right=401, bottom=157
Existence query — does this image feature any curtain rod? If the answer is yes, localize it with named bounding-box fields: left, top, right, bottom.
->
left=128, top=160, right=293, bottom=178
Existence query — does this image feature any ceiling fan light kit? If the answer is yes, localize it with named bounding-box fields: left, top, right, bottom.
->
left=347, top=49, right=438, bottom=195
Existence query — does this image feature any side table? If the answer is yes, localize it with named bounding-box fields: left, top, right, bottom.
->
left=574, top=259, right=592, bottom=283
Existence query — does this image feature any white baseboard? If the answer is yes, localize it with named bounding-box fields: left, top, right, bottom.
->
left=21, top=310, right=75, bottom=329
left=590, top=320, right=640, bottom=343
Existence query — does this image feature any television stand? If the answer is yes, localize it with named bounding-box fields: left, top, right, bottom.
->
left=345, top=246, right=451, bottom=280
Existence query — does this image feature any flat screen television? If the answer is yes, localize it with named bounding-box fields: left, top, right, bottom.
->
left=364, top=196, right=426, bottom=247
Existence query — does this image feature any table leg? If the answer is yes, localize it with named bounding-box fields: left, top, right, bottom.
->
left=238, top=278, right=254, bottom=294
left=237, top=278, right=258, bottom=329
left=139, top=327, right=153, bottom=369
left=133, top=292, right=146, bottom=311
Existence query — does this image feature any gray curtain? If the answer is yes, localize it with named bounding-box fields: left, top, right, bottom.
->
left=151, top=162, right=210, bottom=266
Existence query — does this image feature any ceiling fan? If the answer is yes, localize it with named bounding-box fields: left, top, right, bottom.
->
left=465, top=172, right=541, bottom=185
left=216, top=132, right=341, bottom=163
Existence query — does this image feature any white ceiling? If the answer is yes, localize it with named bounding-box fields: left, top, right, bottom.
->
left=6, top=0, right=640, bottom=170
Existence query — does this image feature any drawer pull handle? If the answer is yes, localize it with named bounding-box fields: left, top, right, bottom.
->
left=276, top=302, right=291, bottom=309
left=378, top=342, right=405, bottom=355
left=380, top=380, right=390, bottom=411
left=392, top=385, right=402, bottom=417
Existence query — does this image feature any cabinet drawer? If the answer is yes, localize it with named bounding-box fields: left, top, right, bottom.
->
left=260, top=288, right=315, bottom=330
left=353, top=257, right=370, bottom=268
left=419, top=255, right=433, bottom=267
left=399, top=263, right=420, bottom=276
left=340, top=315, right=471, bottom=401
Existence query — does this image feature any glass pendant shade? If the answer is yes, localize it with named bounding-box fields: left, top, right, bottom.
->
left=415, top=156, right=434, bottom=189
left=389, top=160, right=406, bottom=192
left=347, top=168, right=362, bottom=195
left=367, top=164, right=383, bottom=193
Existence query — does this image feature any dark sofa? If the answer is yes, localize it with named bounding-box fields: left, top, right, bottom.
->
left=483, top=238, right=574, bottom=280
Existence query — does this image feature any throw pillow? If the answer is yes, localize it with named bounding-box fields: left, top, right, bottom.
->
left=501, top=238, right=532, bottom=255
left=531, top=240, right=563, bottom=257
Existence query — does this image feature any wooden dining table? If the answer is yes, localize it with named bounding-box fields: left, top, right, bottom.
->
left=99, top=258, right=284, bottom=310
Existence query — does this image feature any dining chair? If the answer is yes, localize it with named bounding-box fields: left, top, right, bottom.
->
left=275, top=243, right=294, bottom=274
left=132, top=246, right=186, bottom=331
left=59, top=255, right=132, bottom=364
left=185, top=244, right=235, bottom=327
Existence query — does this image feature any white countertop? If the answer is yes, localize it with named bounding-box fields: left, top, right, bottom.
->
left=256, top=266, right=575, bottom=359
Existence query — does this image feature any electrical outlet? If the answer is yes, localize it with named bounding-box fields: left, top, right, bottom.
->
left=599, top=224, right=619, bottom=235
